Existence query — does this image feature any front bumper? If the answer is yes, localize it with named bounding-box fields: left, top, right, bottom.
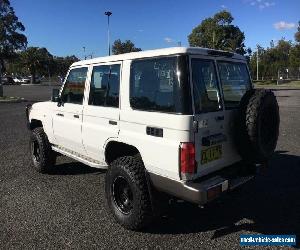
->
left=149, top=163, right=256, bottom=205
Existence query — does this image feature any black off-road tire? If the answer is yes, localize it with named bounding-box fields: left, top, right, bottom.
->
left=30, top=127, right=56, bottom=173
left=236, top=89, right=280, bottom=163
left=105, top=155, right=153, bottom=230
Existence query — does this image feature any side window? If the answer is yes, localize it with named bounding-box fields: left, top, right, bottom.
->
left=191, top=59, right=222, bottom=113
left=130, top=57, right=182, bottom=113
left=61, top=67, right=88, bottom=104
left=89, top=64, right=120, bottom=108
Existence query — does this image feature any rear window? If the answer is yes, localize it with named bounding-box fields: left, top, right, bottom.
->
left=130, top=56, right=191, bottom=114
left=217, top=61, right=251, bottom=108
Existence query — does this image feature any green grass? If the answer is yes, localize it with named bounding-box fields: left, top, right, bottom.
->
left=0, top=96, right=23, bottom=102
left=254, top=80, right=300, bottom=89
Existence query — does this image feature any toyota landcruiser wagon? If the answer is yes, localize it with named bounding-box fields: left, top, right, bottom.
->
left=26, top=47, right=280, bottom=230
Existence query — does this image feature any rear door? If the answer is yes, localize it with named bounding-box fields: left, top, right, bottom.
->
left=81, top=62, right=121, bottom=163
left=190, top=56, right=241, bottom=178
left=216, top=60, right=253, bottom=165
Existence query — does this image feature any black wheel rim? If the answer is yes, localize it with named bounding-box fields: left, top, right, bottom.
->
left=112, top=176, right=133, bottom=215
left=31, top=140, right=41, bottom=163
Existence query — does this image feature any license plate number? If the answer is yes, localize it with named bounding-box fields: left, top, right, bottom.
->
left=201, top=145, right=222, bottom=164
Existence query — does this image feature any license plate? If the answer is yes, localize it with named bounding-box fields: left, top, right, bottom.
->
left=201, top=145, right=222, bottom=164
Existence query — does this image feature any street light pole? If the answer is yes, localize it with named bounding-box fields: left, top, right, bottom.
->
left=0, top=61, right=3, bottom=97
left=83, top=46, right=86, bottom=60
left=105, top=11, right=112, bottom=56
left=256, top=45, right=259, bottom=81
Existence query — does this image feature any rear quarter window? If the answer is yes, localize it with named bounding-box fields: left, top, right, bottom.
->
left=129, top=56, right=191, bottom=114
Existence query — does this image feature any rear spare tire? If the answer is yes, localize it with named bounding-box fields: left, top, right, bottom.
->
left=236, top=89, right=280, bottom=163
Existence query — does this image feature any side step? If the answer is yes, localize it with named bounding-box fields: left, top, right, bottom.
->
left=52, top=145, right=108, bottom=169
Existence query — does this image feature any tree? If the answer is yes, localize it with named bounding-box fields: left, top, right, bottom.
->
left=188, top=10, right=247, bottom=55
left=0, top=0, right=27, bottom=96
left=51, top=55, right=78, bottom=77
left=20, top=47, right=53, bottom=83
left=295, top=21, right=300, bottom=43
left=289, top=45, right=300, bottom=69
left=112, top=39, right=141, bottom=55
left=6, top=53, right=79, bottom=81
left=249, top=39, right=295, bottom=80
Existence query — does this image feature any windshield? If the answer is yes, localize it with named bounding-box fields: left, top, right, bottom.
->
left=217, top=61, right=251, bottom=108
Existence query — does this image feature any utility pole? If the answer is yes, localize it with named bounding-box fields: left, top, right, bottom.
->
left=105, top=11, right=112, bottom=56
left=256, top=45, right=259, bottom=81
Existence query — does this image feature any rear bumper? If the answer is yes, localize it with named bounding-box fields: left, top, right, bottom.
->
left=149, top=163, right=256, bottom=205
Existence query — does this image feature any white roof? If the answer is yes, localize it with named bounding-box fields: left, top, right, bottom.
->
left=71, top=47, right=246, bottom=67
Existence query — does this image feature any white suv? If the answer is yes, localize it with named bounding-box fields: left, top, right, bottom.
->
left=26, top=47, right=280, bottom=230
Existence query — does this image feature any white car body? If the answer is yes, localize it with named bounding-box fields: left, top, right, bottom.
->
left=13, top=77, right=22, bottom=83
left=28, top=47, right=254, bottom=204
left=14, top=77, right=30, bottom=84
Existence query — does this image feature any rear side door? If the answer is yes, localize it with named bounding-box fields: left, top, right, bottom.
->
left=190, top=57, right=240, bottom=178
left=81, top=62, right=121, bottom=163
left=52, top=67, right=88, bottom=155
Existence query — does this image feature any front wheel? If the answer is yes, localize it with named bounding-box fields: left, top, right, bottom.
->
left=30, top=127, right=56, bottom=173
left=105, top=155, right=153, bottom=230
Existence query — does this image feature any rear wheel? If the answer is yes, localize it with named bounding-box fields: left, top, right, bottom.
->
left=105, top=155, right=153, bottom=230
left=30, top=127, right=56, bottom=173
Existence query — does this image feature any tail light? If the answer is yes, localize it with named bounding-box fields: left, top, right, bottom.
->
left=180, top=142, right=196, bottom=179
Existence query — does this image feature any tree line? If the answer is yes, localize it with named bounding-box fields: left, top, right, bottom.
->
left=1, top=0, right=299, bottom=97
left=7, top=48, right=79, bottom=83
left=0, top=0, right=79, bottom=93
left=249, top=35, right=300, bottom=81
left=188, top=11, right=300, bottom=81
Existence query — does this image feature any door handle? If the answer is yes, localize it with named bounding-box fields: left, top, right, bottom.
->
left=73, top=114, right=80, bottom=118
left=109, top=120, right=117, bottom=125
left=56, top=113, right=64, bottom=117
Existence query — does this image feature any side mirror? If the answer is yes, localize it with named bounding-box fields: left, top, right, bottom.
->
left=51, top=88, right=60, bottom=102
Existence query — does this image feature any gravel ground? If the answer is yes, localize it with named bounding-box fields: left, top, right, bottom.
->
left=0, top=86, right=299, bottom=249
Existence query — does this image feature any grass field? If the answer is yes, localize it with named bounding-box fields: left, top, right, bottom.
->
left=254, top=80, right=300, bottom=89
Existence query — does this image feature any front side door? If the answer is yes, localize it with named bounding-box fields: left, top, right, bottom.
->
left=52, top=67, right=88, bottom=155
left=190, top=57, right=240, bottom=178
left=82, top=62, right=121, bottom=163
